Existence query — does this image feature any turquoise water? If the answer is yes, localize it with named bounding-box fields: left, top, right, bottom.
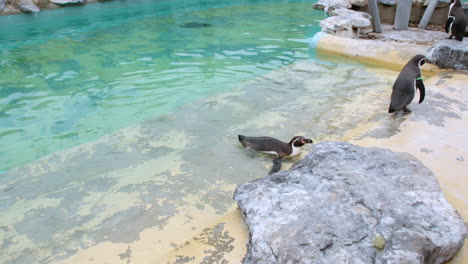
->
left=0, top=0, right=323, bottom=171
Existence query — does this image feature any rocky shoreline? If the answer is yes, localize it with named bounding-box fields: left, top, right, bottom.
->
left=314, top=0, right=468, bottom=70
left=0, top=0, right=107, bottom=15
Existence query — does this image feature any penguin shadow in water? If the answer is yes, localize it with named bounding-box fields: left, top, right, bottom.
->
left=238, top=135, right=313, bottom=174
left=179, top=22, right=213, bottom=29
left=388, top=54, right=428, bottom=116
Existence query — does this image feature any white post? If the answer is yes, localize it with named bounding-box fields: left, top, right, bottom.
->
left=394, top=0, right=413, bottom=30
left=368, top=0, right=382, bottom=32
left=418, top=0, right=439, bottom=28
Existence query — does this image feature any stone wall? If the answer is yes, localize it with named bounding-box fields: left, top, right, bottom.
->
left=314, top=0, right=452, bottom=26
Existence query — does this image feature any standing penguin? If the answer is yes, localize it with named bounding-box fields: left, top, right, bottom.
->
left=238, top=135, right=313, bottom=174
left=388, top=55, right=427, bottom=114
left=445, top=0, right=466, bottom=41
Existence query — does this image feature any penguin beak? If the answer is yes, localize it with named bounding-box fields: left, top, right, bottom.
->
left=304, top=138, right=313, bottom=144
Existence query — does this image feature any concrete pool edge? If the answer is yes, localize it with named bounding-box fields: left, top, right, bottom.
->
left=311, top=32, right=441, bottom=75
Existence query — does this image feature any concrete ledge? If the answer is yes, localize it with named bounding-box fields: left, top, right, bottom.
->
left=311, top=32, right=440, bottom=75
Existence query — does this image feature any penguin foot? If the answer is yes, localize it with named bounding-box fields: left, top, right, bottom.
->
left=248, top=149, right=256, bottom=158
left=403, top=107, right=412, bottom=114
left=269, top=157, right=282, bottom=174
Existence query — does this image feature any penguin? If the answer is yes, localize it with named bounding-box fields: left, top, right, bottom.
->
left=238, top=135, right=313, bottom=174
left=179, top=22, right=212, bottom=28
left=388, top=55, right=427, bottom=115
left=445, top=0, right=466, bottom=41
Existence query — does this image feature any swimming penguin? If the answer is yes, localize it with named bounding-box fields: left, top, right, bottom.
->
left=445, top=0, right=466, bottom=41
left=179, top=22, right=212, bottom=28
left=238, top=135, right=313, bottom=174
left=388, top=55, right=427, bottom=114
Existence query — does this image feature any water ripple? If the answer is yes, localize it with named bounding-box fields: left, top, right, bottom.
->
left=0, top=1, right=322, bottom=171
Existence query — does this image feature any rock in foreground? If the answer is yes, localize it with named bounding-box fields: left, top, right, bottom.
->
left=234, top=142, right=466, bottom=264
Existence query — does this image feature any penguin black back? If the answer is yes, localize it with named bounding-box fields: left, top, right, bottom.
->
left=238, top=135, right=313, bottom=158
left=238, top=134, right=313, bottom=174
left=388, top=55, right=426, bottom=114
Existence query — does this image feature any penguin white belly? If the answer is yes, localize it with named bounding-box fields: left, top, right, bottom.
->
left=448, top=16, right=454, bottom=35
left=289, top=146, right=302, bottom=157
left=262, top=151, right=279, bottom=156
left=261, top=147, right=301, bottom=157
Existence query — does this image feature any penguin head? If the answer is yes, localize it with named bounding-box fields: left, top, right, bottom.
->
left=290, top=136, right=313, bottom=147
left=450, top=0, right=462, bottom=7
left=411, top=54, right=427, bottom=67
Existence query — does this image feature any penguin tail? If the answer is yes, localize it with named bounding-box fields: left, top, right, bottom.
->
left=388, top=106, right=396, bottom=113
left=238, top=135, right=246, bottom=145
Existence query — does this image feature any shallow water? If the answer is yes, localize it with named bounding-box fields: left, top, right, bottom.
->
left=1, top=58, right=401, bottom=263
left=0, top=0, right=323, bottom=171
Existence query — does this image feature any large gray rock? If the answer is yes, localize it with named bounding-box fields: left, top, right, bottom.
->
left=49, top=0, right=86, bottom=5
left=426, top=39, right=468, bottom=70
left=18, top=0, right=39, bottom=12
left=0, top=0, right=6, bottom=12
left=312, top=0, right=366, bottom=12
left=234, top=142, right=467, bottom=264
left=349, top=0, right=368, bottom=7
left=320, top=9, right=372, bottom=38
left=379, top=0, right=396, bottom=5
left=313, top=0, right=351, bottom=13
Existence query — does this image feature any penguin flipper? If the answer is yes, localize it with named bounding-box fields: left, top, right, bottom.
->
left=445, top=17, right=454, bottom=33
left=416, top=79, right=425, bottom=103
left=269, top=157, right=282, bottom=174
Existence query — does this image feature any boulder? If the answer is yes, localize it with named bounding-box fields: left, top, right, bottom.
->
left=320, top=9, right=372, bottom=38
left=49, top=0, right=86, bottom=5
left=429, top=0, right=450, bottom=8
left=426, top=39, right=468, bottom=70
left=312, top=0, right=366, bottom=12
left=18, top=0, right=40, bottom=12
left=379, top=0, right=396, bottom=5
left=349, top=0, right=368, bottom=7
left=234, top=142, right=467, bottom=264
left=313, top=0, right=351, bottom=13
left=0, top=4, right=21, bottom=15
left=0, top=0, right=6, bottom=12
left=329, top=8, right=372, bottom=26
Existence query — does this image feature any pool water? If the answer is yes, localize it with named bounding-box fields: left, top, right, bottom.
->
left=0, top=1, right=404, bottom=263
left=0, top=0, right=323, bottom=171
